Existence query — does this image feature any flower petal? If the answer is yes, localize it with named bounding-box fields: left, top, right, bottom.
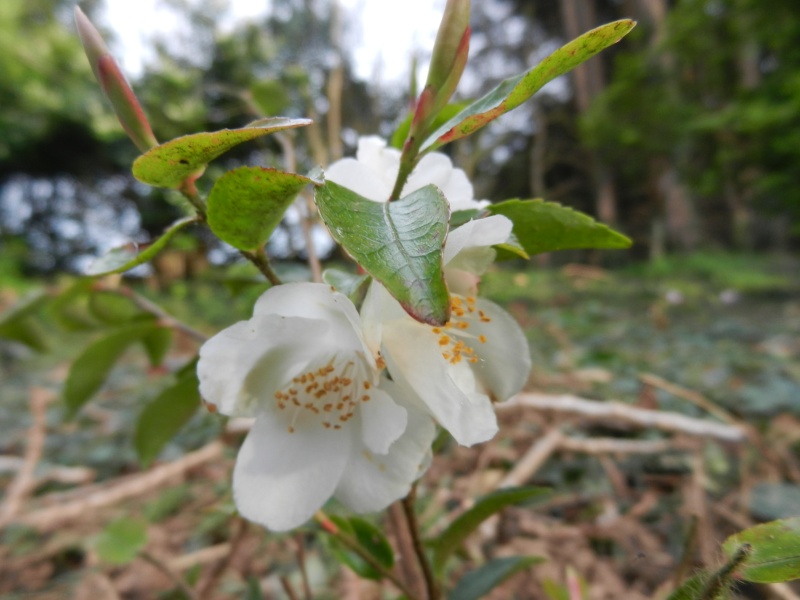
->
left=469, top=298, right=531, bottom=402
left=381, top=320, right=498, bottom=446
left=198, top=314, right=324, bottom=417
left=253, top=283, right=368, bottom=355
left=406, top=152, right=477, bottom=210
left=358, top=385, right=407, bottom=454
left=233, top=414, right=351, bottom=531
left=325, top=157, right=392, bottom=203
left=356, top=136, right=400, bottom=183
left=335, top=380, right=435, bottom=512
left=443, top=214, right=513, bottom=266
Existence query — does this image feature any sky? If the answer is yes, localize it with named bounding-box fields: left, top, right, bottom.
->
left=101, top=0, right=446, bottom=83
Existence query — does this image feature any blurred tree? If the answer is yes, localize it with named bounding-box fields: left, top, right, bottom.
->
left=582, top=0, right=800, bottom=251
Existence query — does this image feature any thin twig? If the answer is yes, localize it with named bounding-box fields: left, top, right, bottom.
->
left=499, top=427, right=563, bottom=489
left=139, top=551, right=200, bottom=600
left=315, top=512, right=421, bottom=600
left=501, top=393, right=746, bottom=442
left=0, top=388, right=50, bottom=528
left=402, top=484, right=439, bottom=600
left=197, top=517, right=249, bottom=600
left=16, top=441, right=224, bottom=531
left=280, top=576, right=302, bottom=600
left=121, top=286, right=208, bottom=342
left=639, top=372, right=739, bottom=425
left=242, top=246, right=282, bottom=286
left=293, top=533, right=313, bottom=600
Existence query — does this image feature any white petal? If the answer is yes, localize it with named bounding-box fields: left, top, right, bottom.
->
left=356, top=136, right=400, bottom=185
left=359, top=386, right=407, bottom=454
left=197, top=314, right=324, bottom=417
left=325, top=157, right=392, bottom=203
left=405, top=152, right=477, bottom=210
left=233, top=414, right=351, bottom=531
left=381, top=320, right=498, bottom=446
left=359, top=281, right=407, bottom=356
left=334, top=380, right=435, bottom=512
left=469, top=298, right=532, bottom=402
left=253, top=283, right=366, bottom=354
left=444, top=215, right=513, bottom=266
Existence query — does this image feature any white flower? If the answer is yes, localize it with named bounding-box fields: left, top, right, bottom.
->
left=325, top=136, right=488, bottom=210
left=197, top=283, right=435, bottom=531
left=360, top=215, right=532, bottom=447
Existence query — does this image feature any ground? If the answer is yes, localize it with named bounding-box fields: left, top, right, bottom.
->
left=1, top=253, right=799, bottom=599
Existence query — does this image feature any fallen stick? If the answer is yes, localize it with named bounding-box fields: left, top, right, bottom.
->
left=14, top=441, right=224, bottom=532
left=0, top=388, right=50, bottom=528
left=500, top=393, right=746, bottom=442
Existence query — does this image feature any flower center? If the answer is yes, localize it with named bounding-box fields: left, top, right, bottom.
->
left=432, top=295, right=492, bottom=365
left=273, top=354, right=374, bottom=433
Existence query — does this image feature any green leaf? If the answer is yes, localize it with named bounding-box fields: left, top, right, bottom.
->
left=449, top=208, right=482, bottom=228
left=322, top=269, right=371, bottom=307
left=134, top=371, right=200, bottom=467
left=422, top=20, right=636, bottom=151
left=0, top=291, right=50, bottom=351
left=722, top=518, right=800, bottom=583
left=64, top=321, right=159, bottom=417
left=450, top=556, right=545, bottom=600
left=85, top=217, right=197, bottom=276
left=431, top=486, right=550, bottom=573
left=94, top=516, right=148, bottom=565
left=88, top=291, right=144, bottom=324
left=325, top=516, right=394, bottom=580
left=132, top=117, right=312, bottom=188
left=142, top=326, right=172, bottom=367
left=47, top=279, right=100, bottom=331
left=487, top=199, right=631, bottom=255
left=206, top=166, right=313, bottom=250
left=315, top=181, right=450, bottom=325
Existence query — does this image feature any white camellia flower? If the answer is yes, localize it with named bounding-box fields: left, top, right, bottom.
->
left=197, top=283, right=435, bottom=531
left=325, top=135, right=488, bottom=210
left=360, top=215, right=532, bottom=447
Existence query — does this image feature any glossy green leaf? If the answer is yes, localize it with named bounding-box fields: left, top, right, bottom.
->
left=142, top=326, right=172, bottom=367
left=94, top=516, right=148, bottom=565
left=88, top=291, right=144, bottom=324
left=207, top=166, right=313, bottom=250
left=64, top=321, right=159, bottom=417
left=422, top=20, right=636, bottom=151
left=723, top=518, right=800, bottom=583
left=134, top=371, right=200, bottom=467
left=0, top=291, right=50, bottom=351
left=431, top=486, right=550, bottom=573
left=326, top=515, right=394, bottom=580
left=85, top=217, right=197, bottom=276
left=315, top=181, right=450, bottom=325
left=488, top=199, right=631, bottom=255
left=450, top=556, right=545, bottom=600
left=322, top=269, right=371, bottom=308
left=132, top=117, right=312, bottom=188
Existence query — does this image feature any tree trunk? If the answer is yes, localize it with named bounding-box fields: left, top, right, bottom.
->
left=559, top=0, right=619, bottom=225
